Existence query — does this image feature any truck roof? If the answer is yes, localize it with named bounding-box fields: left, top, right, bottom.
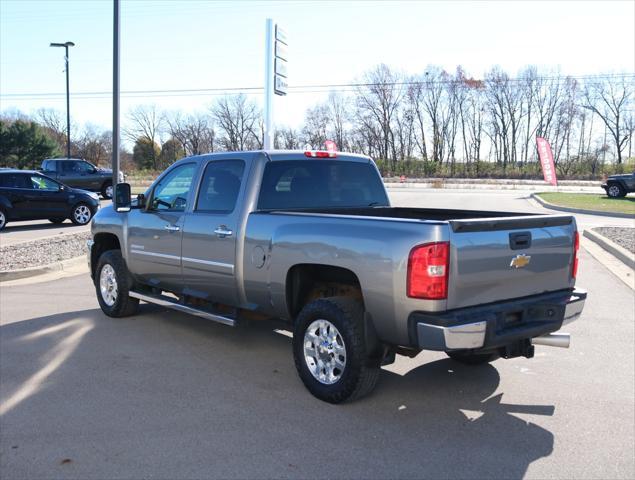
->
left=188, top=150, right=372, bottom=164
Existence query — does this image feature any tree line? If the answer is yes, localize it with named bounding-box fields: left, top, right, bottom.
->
left=1, top=64, right=633, bottom=178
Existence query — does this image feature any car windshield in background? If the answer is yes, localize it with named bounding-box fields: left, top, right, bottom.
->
left=258, top=160, right=389, bottom=210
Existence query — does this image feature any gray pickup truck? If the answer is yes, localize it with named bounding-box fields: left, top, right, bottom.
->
left=88, top=150, right=586, bottom=403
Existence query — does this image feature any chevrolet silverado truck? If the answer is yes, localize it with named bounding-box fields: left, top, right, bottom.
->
left=88, top=150, right=586, bottom=403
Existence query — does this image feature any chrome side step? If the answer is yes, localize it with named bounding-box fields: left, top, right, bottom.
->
left=129, top=290, right=236, bottom=327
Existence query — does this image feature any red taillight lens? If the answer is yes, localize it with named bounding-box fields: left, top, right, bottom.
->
left=305, top=150, right=336, bottom=158
left=407, top=242, right=450, bottom=300
left=572, top=231, right=579, bottom=279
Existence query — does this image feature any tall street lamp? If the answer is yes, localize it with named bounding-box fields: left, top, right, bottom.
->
left=50, top=41, right=75, bottom=158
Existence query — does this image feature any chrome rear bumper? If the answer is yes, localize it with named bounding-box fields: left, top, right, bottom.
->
left=413, top=288, right=587, bottom=351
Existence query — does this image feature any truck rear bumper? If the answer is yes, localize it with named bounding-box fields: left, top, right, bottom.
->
left=411, top=288, right=586, bottom=351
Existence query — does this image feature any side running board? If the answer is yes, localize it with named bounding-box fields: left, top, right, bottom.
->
left=129, top=290, right=236, bottom=327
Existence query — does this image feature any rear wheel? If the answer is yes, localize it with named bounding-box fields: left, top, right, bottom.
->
left=446, top=350, right=499, bottom=365
left=293, top=297, right=380, bottom=403
left=0, top=208, right=7, bottom=231
left=95, top=249, right=139, bottom=317
left=101, top=181, right=113, bottom=199
left=606, top=183, right=626, bottom=198
left=70, top=203, right=93, bottom=225
left=48, top=217, right=66, bottom=224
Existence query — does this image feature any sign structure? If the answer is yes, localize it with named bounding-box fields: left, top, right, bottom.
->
left=274, top=25, right=288, bottom=96
left=536, top=137, right=558, bottom=186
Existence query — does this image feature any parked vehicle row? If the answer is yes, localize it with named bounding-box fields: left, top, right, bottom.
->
left=89, top=150, right=586, bottom=403
left=0, top=169, right=100, bottom=230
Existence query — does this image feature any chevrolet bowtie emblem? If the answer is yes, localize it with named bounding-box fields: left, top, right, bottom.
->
left=510, top=254, right=531, bottom=269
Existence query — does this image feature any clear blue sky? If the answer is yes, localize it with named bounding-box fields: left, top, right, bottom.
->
left=1, top=0, right=634, bottom=134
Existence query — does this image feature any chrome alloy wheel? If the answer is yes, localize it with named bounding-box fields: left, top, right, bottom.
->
left=0, top=210, right=5, bottom=229
left=73, top=205, right=92, bottom=224
left=608, top=185, right=621, bottom=197
left=105, top=184, right=114, bottom=198
left=99, top=264, right=118, bottom=307
left=304, top=319, right=347, bottom=385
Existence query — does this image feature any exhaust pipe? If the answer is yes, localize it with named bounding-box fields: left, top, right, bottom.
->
left=531, top=332, right=570, bottom=348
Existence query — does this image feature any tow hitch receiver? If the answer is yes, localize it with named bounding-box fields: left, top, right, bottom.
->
left=500, top=339, right=534, bottom=359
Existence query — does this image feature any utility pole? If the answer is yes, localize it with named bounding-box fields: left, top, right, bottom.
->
left=112, top=0, right=120, bottom=190
left=50, top=41, right=75, bottom=158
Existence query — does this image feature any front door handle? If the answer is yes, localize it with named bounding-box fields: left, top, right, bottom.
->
left=214, top=225, right=233, bottom=238
left=164, top=224, right=180, bottom=232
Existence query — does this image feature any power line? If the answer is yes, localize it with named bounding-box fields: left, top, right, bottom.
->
left=2, top=73, right=634, bottom=101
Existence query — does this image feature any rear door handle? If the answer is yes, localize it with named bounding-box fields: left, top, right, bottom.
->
left=214, top=226, right=233, bottom=238
left=164, top=224, right=180, bottom=232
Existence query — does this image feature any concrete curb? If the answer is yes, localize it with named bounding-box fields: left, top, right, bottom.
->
left=583, top=229, right=635, bottom=270
left=531, top=193, right=635, bottom=219
left=0, top=255, right=86, bottom=282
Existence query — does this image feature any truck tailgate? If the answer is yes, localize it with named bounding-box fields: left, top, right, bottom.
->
left=447, top=215, right=576, bottom=310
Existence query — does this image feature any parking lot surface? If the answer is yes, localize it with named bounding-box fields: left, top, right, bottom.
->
left=0, top=189, right=633, bottom=479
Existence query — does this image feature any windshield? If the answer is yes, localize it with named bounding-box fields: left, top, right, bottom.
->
left=258, top=160, right=389, bottom=210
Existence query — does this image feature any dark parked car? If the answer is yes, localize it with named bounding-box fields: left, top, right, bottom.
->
left=40, top=158, right=123, bottom=199
left=602, top=172, right=635, bottom=198
left=0, top=170, right=100, bottom=231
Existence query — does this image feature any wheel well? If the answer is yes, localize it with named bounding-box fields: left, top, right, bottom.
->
left=286, top=264, right=364, bottom=319
left=91, top=233, right=121, bottom=278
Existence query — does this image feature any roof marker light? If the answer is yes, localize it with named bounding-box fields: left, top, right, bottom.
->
left=304, top=151, right=337, bottom=158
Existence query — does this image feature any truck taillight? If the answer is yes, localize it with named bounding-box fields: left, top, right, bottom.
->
left=407, top=242, right=449, bottom=300
left=572, top=231, right=579, bottom=279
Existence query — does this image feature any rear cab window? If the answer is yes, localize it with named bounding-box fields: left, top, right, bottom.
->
left=195, top=160, right=245, bottom=213
left=257, top=159, right=389, bottom=210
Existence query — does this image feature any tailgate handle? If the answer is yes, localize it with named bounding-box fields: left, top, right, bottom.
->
left=509, top=232, right=531, bottom=250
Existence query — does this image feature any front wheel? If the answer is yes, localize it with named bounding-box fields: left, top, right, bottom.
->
left=606, top=183, right=626, bottom=198
left=293, top=297, right=380, bottom=403
left=95, top=249, right=139, bottom=317
left=70, top=203, right=94, bottom=225
left=446, top=350, right=499, bottom=365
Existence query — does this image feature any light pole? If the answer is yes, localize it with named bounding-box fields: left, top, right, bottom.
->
left=50, top=41, right=75, bottom=158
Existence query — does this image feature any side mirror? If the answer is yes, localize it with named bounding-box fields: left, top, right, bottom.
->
left=59, top=185, right=65, bottom=191
left=114, top=183, right=131, bottom=212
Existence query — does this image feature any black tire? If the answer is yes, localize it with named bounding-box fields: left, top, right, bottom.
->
left=48, top=217, right=66, bottom=224
left=70, top=203, right=94, bottom=225
left=101, top=181, right=113, bottom=199
left=446, top=350, right=499, bottom=365
left=293, top=297, right=380, bottom=404
left=0, top=207, right=7, bottom=231
left=95, top=249, right=139, bottom=317
left=606, top=183, right=626, bottom=198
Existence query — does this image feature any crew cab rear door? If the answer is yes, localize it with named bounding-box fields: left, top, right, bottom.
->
left=181, top=159, right=247, bottom=306
left=127, top=162, right=197, bottom=292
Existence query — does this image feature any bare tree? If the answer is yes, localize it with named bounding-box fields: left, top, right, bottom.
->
left=355, top=64, right=404, bottom=168
left=583, top=76, right=633, bottom=164
left=124, top=105, right=163, bottom=169
left=211, top=94, right=261, bottom=151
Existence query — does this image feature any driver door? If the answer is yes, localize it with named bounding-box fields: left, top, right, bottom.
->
left=127, top=162, right=197, bottom=292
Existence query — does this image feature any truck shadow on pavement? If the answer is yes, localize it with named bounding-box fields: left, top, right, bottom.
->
left=1, top=305, right=554, bottom=479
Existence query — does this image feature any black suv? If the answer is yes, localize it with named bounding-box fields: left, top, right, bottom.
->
left=40, top=158, right=123, bottom=199
left=602, top=172, right=635, bottom=198
left=0, top=170, right=100, bottom=230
